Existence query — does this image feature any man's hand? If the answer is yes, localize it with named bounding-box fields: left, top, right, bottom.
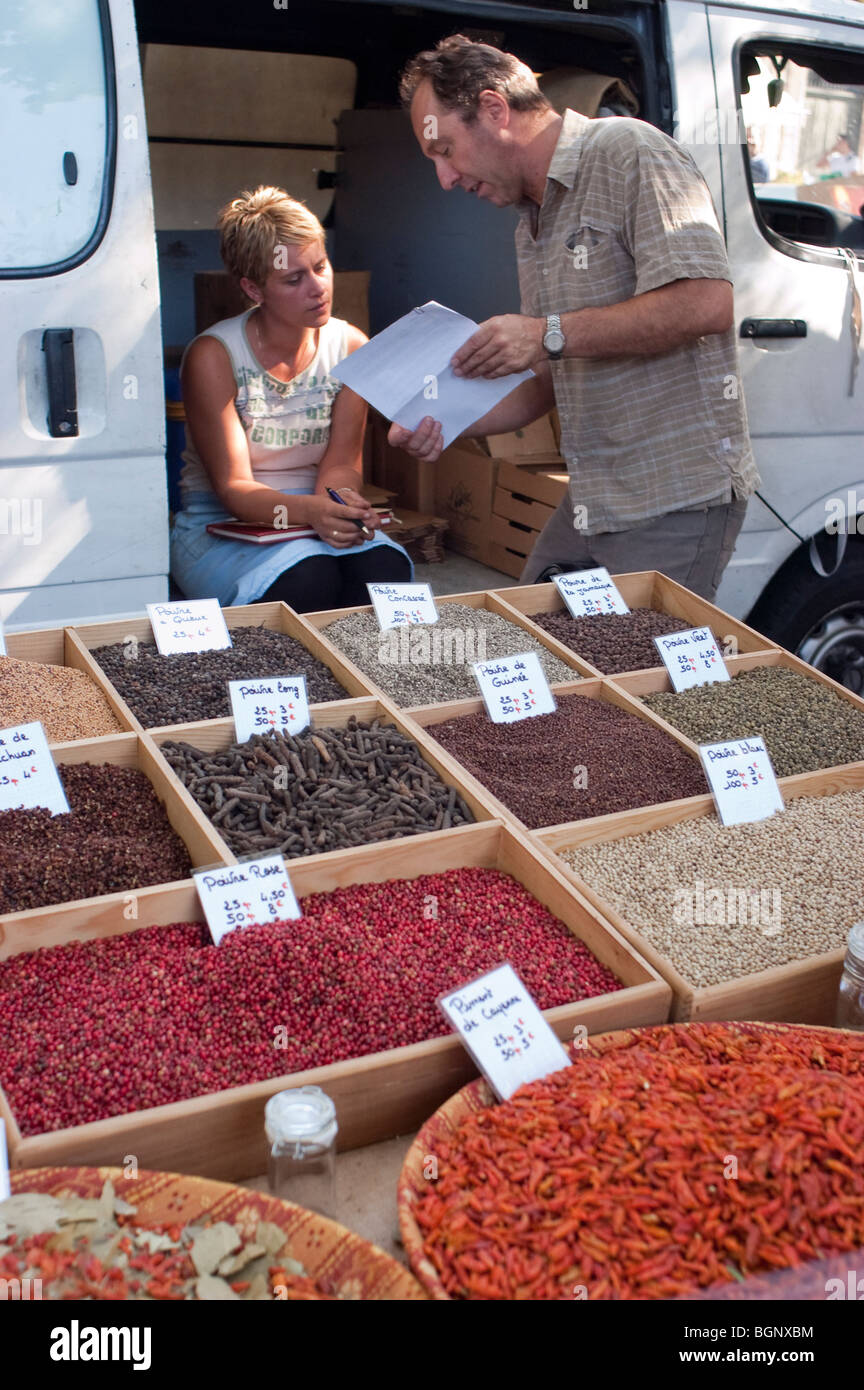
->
left=388, top=417, right=444, bottom=462
left=451, top=315, right=545, bottom=379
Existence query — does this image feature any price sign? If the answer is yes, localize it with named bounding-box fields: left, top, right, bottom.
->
left=439, top=963, right=571, bottom=1101
left=554, top=567, right=630, bottom=617
left=367, top=582, right=439, bottom=630
left=0, top=721, right=70, bottom=815
left=194, top=856, right=301, bottom=946
left=0, top=621, right=6, bottom=657
left=0, top=1118, right=9, bottom=1202
left=228, top=676, right=310, bottom=742
left=473, top=651, right=556, bottom=724
left=654, top=627, right=730, bottom=691
left=699, top=735, right=784, bottom=827
left=146, top=599, right=232, bottom=656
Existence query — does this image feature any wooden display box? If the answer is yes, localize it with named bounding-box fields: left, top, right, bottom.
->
left=297, top=590, right=597, bottom=706
left=0, top=822, right=671, bottom=1180
left=1, top=626, right=135, bottom=744
left=65, top=601, right=379, bottom=732
left=0, top=733, right=231, bottom=938
left=494, top=570, right=776, bottom=675
left=536, top=765, right=864, bottom=1024
left=495, top=457, right=569, bottom=508
left=399, top=676, right=708, bottom=834
left=613, top=647, right=864, bottom=773
left=145, top=695, right=502, bottom=861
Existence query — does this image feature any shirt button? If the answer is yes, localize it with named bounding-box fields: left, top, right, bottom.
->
left=542, top=268, right=549, bottom=276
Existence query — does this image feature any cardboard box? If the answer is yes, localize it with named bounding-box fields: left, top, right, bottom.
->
left=486, top=413, right=558, bottom=457
left=433, top=438, right=497, bottom=564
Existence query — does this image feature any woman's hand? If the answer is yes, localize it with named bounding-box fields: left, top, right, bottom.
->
left=303, top=491, right=376, bottom=547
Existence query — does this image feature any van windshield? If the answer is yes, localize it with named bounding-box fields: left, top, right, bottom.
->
left=0, top=0, right=111, bottom=274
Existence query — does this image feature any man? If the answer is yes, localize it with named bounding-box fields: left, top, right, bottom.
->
left=817, top=132, right=860, bottom=179
left=389, top=36, right=758, bottom=599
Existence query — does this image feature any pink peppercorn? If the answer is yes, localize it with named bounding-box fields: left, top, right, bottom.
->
left=0, top=869, right=621, bottom=1134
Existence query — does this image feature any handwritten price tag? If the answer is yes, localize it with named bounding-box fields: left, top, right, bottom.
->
left=699, top=735, right=784, bottom=827
left=367, top=582, right=439, bottom=630
left=194, top=856, right=301, bottom=946
left=228, top=675, right=310, bottom=742
left=439, top=963, right=571, bottom=1101
left=0, top=721, right=70, bottom=815
left=146, top=599, right=232, bottom=656
left=554, top=567, right=629, bottom=617
left=0, top=621, right=6, bottom=657
left=0, top=1118, right=9, bottom=1202
left=473, top=651, right=556, bottom=724
left=654, top=627, right=730, bottom=691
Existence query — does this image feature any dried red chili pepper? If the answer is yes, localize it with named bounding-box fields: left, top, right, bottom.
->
left=412, top=1022, right=864, bottom=1300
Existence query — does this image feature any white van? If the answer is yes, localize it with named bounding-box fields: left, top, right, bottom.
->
left=2, top=0, right=863, bottom=689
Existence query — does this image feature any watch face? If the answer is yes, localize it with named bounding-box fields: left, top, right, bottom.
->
left=544, top=329, right=565, bottom=353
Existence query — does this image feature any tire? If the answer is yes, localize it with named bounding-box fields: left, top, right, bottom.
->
left=746, top=536, right=864, bottom=695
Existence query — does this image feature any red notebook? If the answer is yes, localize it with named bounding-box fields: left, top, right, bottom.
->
left=206, top=507, right=395, bottom=545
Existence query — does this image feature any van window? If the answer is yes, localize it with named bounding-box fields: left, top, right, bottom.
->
left=0, top=0, right=113, bottom=275
left=741, top=47, right=864, bottom=256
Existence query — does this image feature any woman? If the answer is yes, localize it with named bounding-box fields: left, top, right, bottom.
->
left=170, top=186, right=413, bottom=611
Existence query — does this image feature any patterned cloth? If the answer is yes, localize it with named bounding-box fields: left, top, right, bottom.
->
left=516, top=110, right=759, bottom=535
left=170, top=311, right=411, bottom=605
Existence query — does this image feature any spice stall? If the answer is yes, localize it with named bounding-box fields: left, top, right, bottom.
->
left=1, top=571, right=863, bottom=1305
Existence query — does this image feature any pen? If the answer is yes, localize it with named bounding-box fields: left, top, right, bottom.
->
left=326, top=487, right=373, bottom=538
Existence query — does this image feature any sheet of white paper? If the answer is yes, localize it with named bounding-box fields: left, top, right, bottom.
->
left=195, top=857, right=302, bottom=946
left=367, top=582, right=439, bottom=630
left=0, top=721, right=70, bottom=816
left=473, top=651, right=557, bottom=723
left=0, top=621, right=6, bottom=657
left=699, top=735, right=784, bottom=826
left=228, top=675, right=310, bottom=742
left=439, top=963, right=571, bottom=1102
left=331, top=301, right=533, bottom=448
left=654, top=627, right=730, bottom=691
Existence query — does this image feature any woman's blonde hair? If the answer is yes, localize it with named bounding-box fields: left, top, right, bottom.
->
left=217, top=186, right=325, bottom=288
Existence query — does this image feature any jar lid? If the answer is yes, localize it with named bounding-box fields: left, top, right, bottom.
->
left=265, top=1086, right=338, bottom=1144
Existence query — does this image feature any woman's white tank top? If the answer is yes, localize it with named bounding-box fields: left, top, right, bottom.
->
left=179, top=311, right=350, bottom=498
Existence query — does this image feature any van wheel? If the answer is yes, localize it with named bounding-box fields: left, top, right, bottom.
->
left=746, top=539, right=864, bottom=695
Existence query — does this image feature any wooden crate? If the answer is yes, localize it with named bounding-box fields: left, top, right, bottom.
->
left=296, top=590, right=597, bottom=704
left=493, top=570, right=776, bottom=675
left=1, top=821, right=671, bottom=1179
left=1, top=626, right=135, bottom=743
left=145, top=695, right=503, bottom=864
left=65, top=601, right=380, bottom=732
left=398, top=677, right=708, bottom=835
left=0, top=733, right=231, bottom=938
left=535, top=764, right=864, bottom=1024
left=613, top=648, right=864, bottom=773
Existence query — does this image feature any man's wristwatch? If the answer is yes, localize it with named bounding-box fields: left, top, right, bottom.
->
left=543, top=313, right=566, bottom=360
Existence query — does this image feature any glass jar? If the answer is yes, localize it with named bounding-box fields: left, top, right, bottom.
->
left=265, top=1086, right=338, bottom=1218
left=836, top=921, right=864, bottom=1032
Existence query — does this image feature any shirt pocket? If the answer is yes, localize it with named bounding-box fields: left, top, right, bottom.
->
left=561, top=224, right=636, bottom=307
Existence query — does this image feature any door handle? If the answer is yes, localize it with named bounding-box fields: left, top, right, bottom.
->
left=740, top=318, right=807, bottom=339
left=42, top=328, right=79, bottom=437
